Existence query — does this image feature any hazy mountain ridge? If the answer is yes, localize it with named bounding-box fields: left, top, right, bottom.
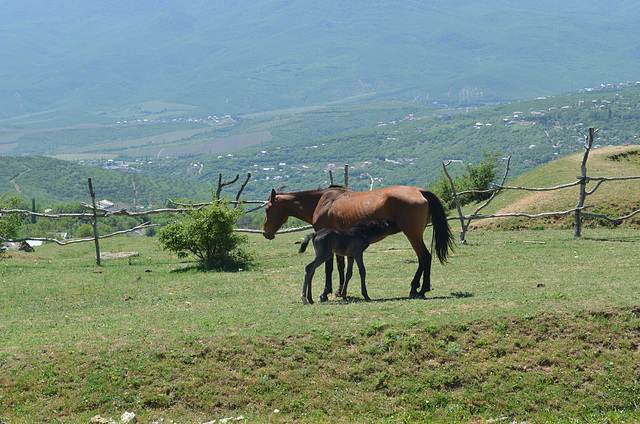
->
left=2, top=0, right=640, bottom=124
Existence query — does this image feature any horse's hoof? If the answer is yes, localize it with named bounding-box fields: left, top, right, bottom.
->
left=319, top=294, right=329, bottom=302
left=409, top=292, right=426, bottom=300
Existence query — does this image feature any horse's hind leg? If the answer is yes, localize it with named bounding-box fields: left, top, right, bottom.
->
left=418, top=249, right=433, bottom=297
left=408, top=238, right=431, bottom=299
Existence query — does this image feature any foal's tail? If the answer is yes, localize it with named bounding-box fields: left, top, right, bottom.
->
left=298, top=233, right=316, bottom=253
left=422, top=190, right=455, bottom=264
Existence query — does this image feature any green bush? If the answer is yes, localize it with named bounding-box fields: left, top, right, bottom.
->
left=429, top=152, right=501, bottom=210
left=158, top=199, right=253, bottom=270
left=0, top=194, right=22, bottom=254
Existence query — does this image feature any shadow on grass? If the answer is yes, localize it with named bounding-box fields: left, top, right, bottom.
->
left=582, top=237, right=637, bottom=243
left=170, top=263, right=248, bottom=273
left=338, top=291, right=474, bottom=304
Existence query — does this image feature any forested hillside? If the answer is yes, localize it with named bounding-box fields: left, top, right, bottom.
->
left=135, top=84, right=640, bottom=199
left=0, top=156, right=211, bottom=208
left=3, top=85, right=640, bottom=207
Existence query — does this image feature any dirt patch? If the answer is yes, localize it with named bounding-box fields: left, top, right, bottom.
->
left=100, top=252, right=139, bottom=260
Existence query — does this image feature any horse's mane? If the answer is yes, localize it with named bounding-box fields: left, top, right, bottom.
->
left=276, top=184, right=347, bottom=196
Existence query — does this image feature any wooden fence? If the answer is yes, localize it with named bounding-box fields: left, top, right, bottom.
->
left=2, top=127, right=640, bottom=262
left=0, top=173, right=263, bottom=265
left=443, top=127, right=640, bottom=243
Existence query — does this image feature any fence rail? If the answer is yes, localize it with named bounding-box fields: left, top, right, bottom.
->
left=443, top=127, right=640, bottom=243
left=3, top=127, right=640, bottom=260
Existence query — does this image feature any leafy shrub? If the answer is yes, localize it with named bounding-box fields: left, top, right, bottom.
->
left=158, top=199, right=253, bottom=270
left=429, top=151, right=501, bottom=210
left=0, top=194, right=22, bottom=254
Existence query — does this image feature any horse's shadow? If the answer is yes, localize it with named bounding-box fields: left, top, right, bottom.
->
left=336, top=291, right=474, bottom=304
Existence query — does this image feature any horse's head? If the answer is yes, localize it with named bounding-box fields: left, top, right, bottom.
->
left=262, top=189, right=289, bottom=240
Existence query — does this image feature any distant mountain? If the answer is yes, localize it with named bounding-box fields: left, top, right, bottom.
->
left=2, top=0, right=640, bottom=125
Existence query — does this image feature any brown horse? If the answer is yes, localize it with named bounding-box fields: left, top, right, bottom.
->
left=263, top=185, right=454, bottom=300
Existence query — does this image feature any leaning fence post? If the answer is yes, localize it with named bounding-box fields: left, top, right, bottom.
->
left=88, top=178, right=101, bottom=266
left=442, top=160, right=467, bottom=244
left=574, top=127, right=597, bottom=238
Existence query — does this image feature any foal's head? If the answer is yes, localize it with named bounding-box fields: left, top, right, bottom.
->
left=355, top=219, right=399, bottom=241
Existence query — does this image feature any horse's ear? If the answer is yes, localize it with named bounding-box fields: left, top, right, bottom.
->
left=270, top=189, right=277, bottom=203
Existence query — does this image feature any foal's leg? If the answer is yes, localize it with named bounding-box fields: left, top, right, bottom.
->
left=302, top=263, right=316, bottom=305
left=319, top=258, right=334, bottom=302
left=338, top=257, right=355, bottom=298
left=303, top=253, right=331, bottom=305
left=353, top=252, right=370, bottom=301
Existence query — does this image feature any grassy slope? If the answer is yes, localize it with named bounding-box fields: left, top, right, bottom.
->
left=1, top=229, right=640, bottom=423
left=468, top=145, right=640, bottom=230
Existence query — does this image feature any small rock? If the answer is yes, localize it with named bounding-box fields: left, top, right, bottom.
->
left=18, top=241, right=34, bottom=252
left=120, top=411, right=137, bottom=424
left=89, top=416, right=116, bottom=424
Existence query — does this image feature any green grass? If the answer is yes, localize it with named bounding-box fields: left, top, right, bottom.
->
left=1, top=228, right=640, bottom=423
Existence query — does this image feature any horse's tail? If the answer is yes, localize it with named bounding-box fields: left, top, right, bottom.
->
left=298, top=233, right=316, bottom=253
left=422, top=190, right=455, bottom=264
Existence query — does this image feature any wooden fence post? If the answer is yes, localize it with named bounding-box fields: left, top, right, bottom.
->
left=344, top=164, right=349, bottom=188
left=574, top=127, right=596, bottom=238
left=442, top=160, right=467, bottom=244
left=216, top=173, right=240, bottom=200
left=88, top=178, right=101, bottom=266
left=235, top=172, right=252, bottom=206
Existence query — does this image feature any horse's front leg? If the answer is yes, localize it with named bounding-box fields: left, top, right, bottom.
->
left=319, top=257, right=334, bottom=302
left=335, top=255, right=347, bottom=298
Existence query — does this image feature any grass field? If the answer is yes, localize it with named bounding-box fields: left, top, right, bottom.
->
left=1, top=227, right=640, bottom=423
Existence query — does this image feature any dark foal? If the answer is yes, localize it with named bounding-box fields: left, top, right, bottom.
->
left=298, top=220, right=400, bottom=305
